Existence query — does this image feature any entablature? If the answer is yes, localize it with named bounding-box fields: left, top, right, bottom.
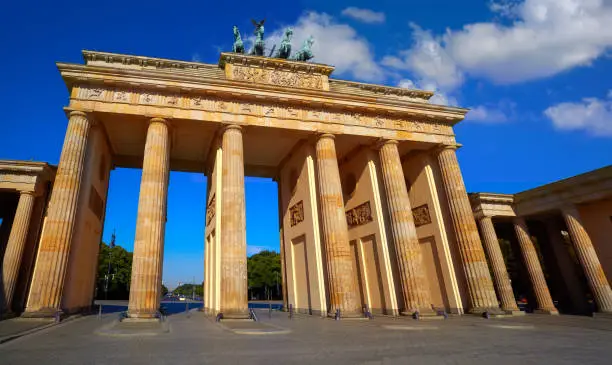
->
left=0, top=161, right=56, bottom=195
left=469, top=193, right=516, bottom=219
left=58, top=50, right=469, bottom=145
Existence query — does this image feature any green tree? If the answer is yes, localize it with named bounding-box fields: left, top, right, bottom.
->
left=247, top=250, right=281, bottom=300
left=95, top=241, right=133, bottom=300
left=161, top=284, right=169, bottom=296
left=173, top=283, right=203, bottom=298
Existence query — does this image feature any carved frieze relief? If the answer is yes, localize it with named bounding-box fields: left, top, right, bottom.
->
left=346, top=201, right=373, bottom=228
left=290, top=201, right=304, bottom=227
left=230, top=64, right=325, bottom=90
left=206, top=195, right=216, bottom=225
left=75, top=85, right=455, bottom=137
left=412, top=204, right=432, bottom=227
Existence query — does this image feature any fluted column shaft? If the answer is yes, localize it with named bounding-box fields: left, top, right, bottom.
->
left=379, top=140, right=432, bottom=314
left=562, top=205, right=612, bottom=313
left=2, top=191, right=36, bottom=312
left=25, top=111, right=92, bottom=316
left=478, top=217, right=519, bottom=312
left=315, top=134, right=361, bottom=315
left=219, top=125, right=248, bottom=317
left=436, top=146, right=499, bottom=313
left=513, top=217, right=557, bottom=313
left=127, top=118, right=170, bottom=318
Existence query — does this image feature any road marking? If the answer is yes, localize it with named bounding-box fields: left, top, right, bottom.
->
left=383, top=325, right=438, bottom=331
left=486, top=324, right=535, bottom=330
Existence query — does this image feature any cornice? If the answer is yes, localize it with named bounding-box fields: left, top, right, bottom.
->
left=218, top=52, right=335, bottom=76
left=82, top=50, right=216, bottom=71
left=331, top=79, right=433, bottom=101
left=514, top=165, right=612, bottom=204
left=57, top=62, right=467, bottom=125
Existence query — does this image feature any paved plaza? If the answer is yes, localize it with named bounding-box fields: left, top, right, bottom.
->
left=1, top=311, right=612, bottom=364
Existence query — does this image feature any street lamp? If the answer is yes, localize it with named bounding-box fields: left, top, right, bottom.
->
left=104, top=230, right=116, bottom=300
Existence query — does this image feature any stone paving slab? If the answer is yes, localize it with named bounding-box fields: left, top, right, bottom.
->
left=2, top=312, right=612, bottom=364
left=95, top=318, right=170, bottom=337
left=0, top=318, right=54, bottom=343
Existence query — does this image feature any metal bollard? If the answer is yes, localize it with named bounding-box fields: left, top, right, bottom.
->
left=364, top=305, right=373, bottom=320
left=483, top=311, right=490, bottom=319
left=413, top=310, right=420, bottom=320
left=98, top=304, right=102, bottom=320
left=335, top=308, right=341, bottom=321
left=269, top=302, right=272, bottom=318
left=289, top=304, right=293, bottom=319
left=55, top=310, right=61, bottom=323
left=216, top=312, right=223, bottom=322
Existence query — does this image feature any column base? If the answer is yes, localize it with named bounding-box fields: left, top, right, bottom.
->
left=534, top=308, right=559, bottom=315
left=0, top=310, right=18, bottom=321
left=400, top=307, right=439, bottom=319
left=127, top=310, right=160, bottom=320
left=327, top=309, right=366, bottom=319
left=468, top=307, right=505, bottom=317
left=121, top=317, right=161, bottom=323
left=21, top=308, right=65, bottom=321
left=221, top=310, right=251, bottom=320
left=593, top=312, right=612, bottom=320
left=503, top=310, right=526, bottom=316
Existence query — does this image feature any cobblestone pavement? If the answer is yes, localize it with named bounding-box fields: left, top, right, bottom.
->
left=1, top=310, right=612, bottom=364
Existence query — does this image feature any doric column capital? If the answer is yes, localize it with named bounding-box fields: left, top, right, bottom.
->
left=18, top=189, right=37, bottom=197
left=434, top=144, right=460, bottom=154
left=374, top=138, right=398, bottom=150
left=69, top=110, right=88, bottom=119
left=512, top=216, right=528, bottom=227
left=317, top=132, right=335, bottom=140
left=66, top=110, right=97, bottom=126
left=221, top=123, right=243, bottom=133
left=149, top=117, right=171, bottom=128
left=560, top=203, right=580, bottom=216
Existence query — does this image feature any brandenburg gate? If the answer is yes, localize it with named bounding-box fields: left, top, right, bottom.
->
left=2, top=45, right=611, bottom=320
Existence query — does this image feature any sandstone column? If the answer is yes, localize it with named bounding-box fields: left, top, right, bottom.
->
left=315, top=134, right=361, bottom=316
left=24, top=111, right=92, bottom=317
left=478, top=216, right=519, bottom=313
left=1, top=191, right=36, bottom=313
left=436, top=146, right=500, bottom=313
left=127, top=118, right=171, bottom=319
left=379, top=140, right=432, bottom=314
left=219, top=125, right=248, bottom=318
left=513, top=217, right=558, bottom=314
left=562, top=205, right=612, bottom=313
left=545, top=218, right=589, bottom=313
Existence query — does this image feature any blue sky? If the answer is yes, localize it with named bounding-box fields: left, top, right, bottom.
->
left=1, top=1, right=611, bottom=288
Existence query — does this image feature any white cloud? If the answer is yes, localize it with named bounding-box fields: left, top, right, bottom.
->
left=247, top=246, right=266, bottom=256
left=267, top=12, right=384, bottom=82
left=466, top=105, right=509, bottom=123
left=448, top=0, right=612, bottom=84
left=386, top=0, right=612, bottom=85
left=544, top=91, right=612, bottom=136
left=341, top=7, right=386, bottom=24
left=382, top=24, right=464, bottom=90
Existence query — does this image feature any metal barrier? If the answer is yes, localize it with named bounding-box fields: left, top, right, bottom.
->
left=250, top=308, right=258, bottom=322
left=436, top=309, right=448, bottom=319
